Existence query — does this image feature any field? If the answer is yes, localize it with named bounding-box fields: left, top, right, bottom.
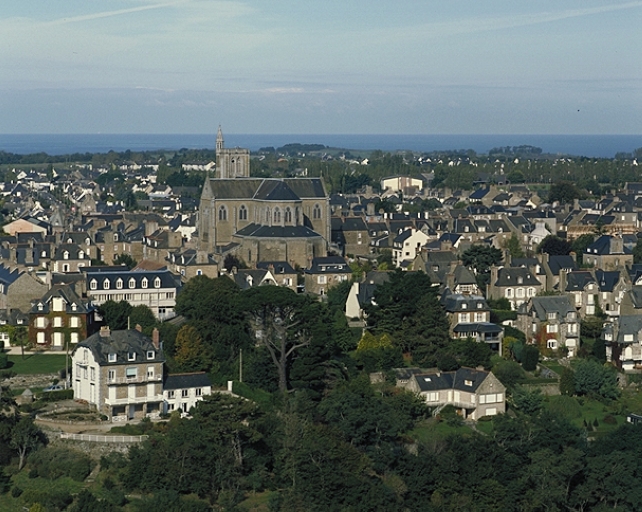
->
left=6, top=353, right=69, bottom=374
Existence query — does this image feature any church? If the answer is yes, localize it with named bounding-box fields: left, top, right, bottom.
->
left=198, top=127, right=330, bottom=268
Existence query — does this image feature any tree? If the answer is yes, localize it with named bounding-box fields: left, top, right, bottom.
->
left=521, top=345, right=539, bottom=372
left=537, top=235, right=572, bottom=256
left=512, top=387, right=543, bottom=415
left=113, top=253, right=137, bottom=269
left=10, top=416, right=44, bottom=470
left=461, top=245, right=503, bottom=290
left=571, top=234, right=595, bottom=265
left=174, top=325, right=207, bottom=372
left=574, top=359, right=619, bottom=400
left=559, top=367, right=576, bottom=396
left=129, top=305, right=156, bottom=334
left=504, top=232, right=525, bottom=259
left=242, top=286, right=310, bottom=393
left=634, top=237, right=642, bottom=264
left=548, top=181, right=583, bottom=204
left=97, top=300, right=132, bottom=330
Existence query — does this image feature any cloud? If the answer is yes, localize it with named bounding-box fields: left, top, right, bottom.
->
left=43, top=1, right=188, bottom=26
left=263, top=87, right=306, bottom=94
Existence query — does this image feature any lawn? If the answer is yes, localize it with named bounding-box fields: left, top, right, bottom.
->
left=544, top=395, right=626, bottom=437
left=6, top=353, right=69, bottom=374
left=410, top=418, right=474, bottom=445
left=0, top=471, right=85, bottom=511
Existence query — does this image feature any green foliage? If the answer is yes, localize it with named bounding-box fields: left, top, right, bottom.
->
left=0, top=352, right=7, bottom=370
left=28, top=447, right=93, bottom=481
left=548, top=180, right=584, bottom=204
left=521, top=345, right=540, bottom=372
left=113, top=253, right=137, bottom=269
left=546, top=395, right=583, bottom=420
left=492, top=360, right=526, bottom=389
left=537, top=235, right=572, bottom=255
left=461, top=244, right=503, bottom=276
left=504, top=232, right=525, bottom=259
left=173, top=325, right=207, bottom=372
left=512, top=387, right=543, bottom=415
left=97, top=300, right=132, bottom=330
left=571, top=234, right=595, bottom=264
left=634, top=237, right=642, bottom=264
left=575, top=359, right=619, bottom=400
left=559, top=366, right=576, bottom=396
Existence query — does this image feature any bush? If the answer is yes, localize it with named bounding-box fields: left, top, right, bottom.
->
left=547, top=395, right=582, bottom=420
left=0, top=352, right=8, bottom=369
left=100, top=452, right=128, bottom=471
left=492, top=360, right=526, bottom=389
left=11, top=486, right=23, bottom=498
left=37, top=389, right=74, bottom=402
left=22, top=488, right=73, bottom=510
left=29, top=447, right=92, bottom=482
left=521, top=345, right=540, bottom=372
left=603, top=414, right=617, bottom=425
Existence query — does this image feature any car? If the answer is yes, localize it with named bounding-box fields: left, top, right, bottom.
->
left=43, top=385, right=64, bottom=392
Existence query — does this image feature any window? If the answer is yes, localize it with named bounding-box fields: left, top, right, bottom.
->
left=147, top=366, right=155, bottom=378
left=459, top=313, right=470, bottom=323
left=516, top=288, right=524, bottom=298
left=128, top=352, right=136, bottom=361
left=547, top=339, right=557, bottom=349
left=527, top=287, right=535, bottom=297
left=218, top=205, right=227, bottom=221
left=147, top=351, right=155, bottom=360
left=53, top=317, right=63, bottom=327
left=90, top=279, right=97, bottom=290
left=547, top=324, right=558, bottom=333
left=103, top=279, right=110, bottom=290
left=195, top=388, right=202, bottom=397
left=141, top=278, right=148, bottom=289
left=108, top=370, right=115, bottom=381
left=108, top=353, right=117, bottom=362
left=116, top=278, right=123, bottom=289
left=273, top=208, right=281, bottom=224
left=239, top=205, right=248, bottom=221
left=154, top=277, right=161, bottom=288
left=129, top=278, right=136, bottom=289
left=36, top=317, right=46, bottom=328
left=505, top=288, right=513, bottom=298
left=70, top=317, right=80, bottom=328
left=37, top=332, right=45, bottom=344
left=63, top=250, right=69, bottom=260
left=90, top=367, right=95, bottom=381
left=317, top=275, right=327, bottom=284
left=313, top=204, right=322, bottom=220
left=71, top=332, right=79, bottom=344
left=126, top=367, right=137, bottom=379
left=181, top=389, right=189, bottom=397
left=285, top=207, right=292, bottom=223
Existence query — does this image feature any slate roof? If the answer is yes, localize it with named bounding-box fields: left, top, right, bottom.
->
left=307, top=256, right=350, bottom=274
left=256, top=261, right=296, bottom=274
left=0, top=264, right=22, bottom=287
left=547, top=255, right=577, bottom=276
left=452, top=323, right=502, bottom=334
left=469, top=188, right=490, bottom=200
left=586, top=235, right=631, bottom=255
left=494, top=267, right=542, bottom=287
left=254, top=180, right=300, bottom=201
left=529, top=296, right=576, bottom=321
left=207, top=178, right=326, bottom=200
left=75, top=329, right=164, bottom=366
left=164, top=372, right=212, bottom=391
left=441, top=293, right=488, bottom=312
left=85, top=268, right=180, bottom=290
left=30, top=285, right=94, bottom=314
left=411, top=367, right=493, bottom=393
left=564, top=271, right=596, bottom=292
left=614, top=315, right=642, bottom=345
left=234, top=223, right=322, bottom=239
left=595, top=270, right=621, bottom=292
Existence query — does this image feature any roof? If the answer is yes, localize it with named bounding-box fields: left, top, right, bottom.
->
left=234, top=223, right=322, bottom=239
left=164, top=372, right=212, bottom=390
left=85, top=268, right=180, bottom=290
left=453, top=323, right=502, bottom=334
left=529, top=296, right=575, bottom=321
left=564, top=271, right=596, bottom=292
left=206, top=177, right=326, bottom=200
left=407, top=367, right=496, bottom=393
left=254, top=180, right=301, bottom=201
left=74, top=328, right=164, bottom=366
left=494, top=267, right=542, bottom=287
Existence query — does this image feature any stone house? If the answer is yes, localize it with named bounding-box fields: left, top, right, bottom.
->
left=28, top=285, right=97, bottom=350
left=487, top=266, right=544, bottom=311
left=603, top=315, right=642, bottom=370
left=72, top=327, right=164, bottom=421
left=583, top=235, right=633, bottom=271
left=163, top=372, right=212, bottom=415
left=304, top=256, right=351, bottom=296
left=168, top=249, right=219, bottom=280
left=518, top=296, right=580, bottom=357
left=392, top=228, right=430, bottom=268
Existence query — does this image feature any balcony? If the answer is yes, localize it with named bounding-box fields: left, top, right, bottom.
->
left=105, top=395, right=163, bottom=406
left=106, top=375, right=162, bottom=385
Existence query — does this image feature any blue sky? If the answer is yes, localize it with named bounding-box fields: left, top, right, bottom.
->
left=0, top=0, right=640, bottom=134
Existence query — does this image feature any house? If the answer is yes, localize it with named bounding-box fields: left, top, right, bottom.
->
left=345, top=271, right=390, bottom=320
left=51, top=243, right=91, bottom=273
left=392, top=228, right=430, bottom=268
left=396, top=367, right=506, bottom=420
left=441, top=291, right=503, bottom=354
left=256, top=261, right=298, bottom=291
left=72, top=327, right=164, bottom=421
left=603, top=315, right=642, bottom=370
left=168, top=249, right=219, bottom=280
left=85, top=268, right=181, bottom=320
left=29, top=285, right=97, bottom=350
left=583, top=235, right=633, bottom=271
left=487, top=266, right=544, bottom=310
left=304, top=256, right=351, bottom=296
left=518, top=296, right=580, bottom=357
left=163, top=372, right=212, bottom=415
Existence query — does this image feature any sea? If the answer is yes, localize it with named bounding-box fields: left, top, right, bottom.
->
left=0, top=133, right=641, bottom=158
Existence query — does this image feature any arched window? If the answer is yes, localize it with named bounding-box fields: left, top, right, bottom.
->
left=79, top=251, right=84, bottom=259
left=103, top=279, right=110, bottom=290
left=274, top=208, right=281, bottom=224
left=129, top=278, right=136, bottom=289
left=285, top=207, right=292, bottom=224
left=218, top=205, right=227, bottom=221
left=90, top=279, right=97, bottom=290
left=116, top=278, right=123, bottom=289
left=141, top=278, right=148, bottom=289
left=154, top=277, right=161, bottom=288
left=313, top=204, right=322, bottom=220
left=239, top=205, right=248, bottom=221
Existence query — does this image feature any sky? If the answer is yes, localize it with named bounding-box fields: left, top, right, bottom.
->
left=0, top=0, right=640, bottom=135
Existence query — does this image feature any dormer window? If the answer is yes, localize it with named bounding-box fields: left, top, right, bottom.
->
left=63, top=251, right=69, bottom=260
left=154, top=277, right=161, bottom=288
left=103, top=279, right=110, bottom=290
left=128, top=352, right=136, bottom=361
left=113, top=233, right=119, bottom=242
left=37, top=303, right=43, bottom=311
left=141, top=278, right=148, bottom=289
left=129, top=278, right=136, bottom=289
left=116, top=278, right=123, bottom=289
left=90, top=279, right=97, bottom=290
left=146, top=350, right=155, bottom=360
left=71, top=303, right=77, bottom=311
left=464, top=379, right=473, bottom=386
left=461, top=303, right=467, bottom=309
left=477, top=302, right=483, bottom=309
left=79, top=251, right=84, bottom=259
left=67, top=238, right=73, bottom=243
left=108, top=353, right=117, bottom=362
left=85, top=238, right=90, bottom=245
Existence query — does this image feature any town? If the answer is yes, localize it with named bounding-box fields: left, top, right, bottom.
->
left=1, top=132, right=642, bottom=510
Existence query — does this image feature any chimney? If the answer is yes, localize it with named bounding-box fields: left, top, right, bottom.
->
left=559, top=268, right=568, bottom=293
left=366, top=202, right=375, bottom=216
left=135, top=324, right=142, bottom=332
left=152, top=327, right=160, bottom=350
left=99, top=325, right=110, bottom=338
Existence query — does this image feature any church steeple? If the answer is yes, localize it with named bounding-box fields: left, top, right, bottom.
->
left=216, top=125, right=224, bottom=153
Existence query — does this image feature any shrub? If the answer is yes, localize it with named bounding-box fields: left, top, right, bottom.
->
left=521, top=345, right=540, bottom=372
left=36, top=389, right=74, bottom=402
left=100, top=452, right=128, bottom=471
left=11, top=486, right=23, bottom=498
left=29, top=447, right=92, bottom=482
left=0, top=352, right=8, bottom=369
left=547, top=395, right=582, bottom=420
left=603, top=414, right=617, bottom=425
left=22, top=488, right=73, bottom=510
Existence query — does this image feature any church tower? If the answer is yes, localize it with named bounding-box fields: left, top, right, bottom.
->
left=215, top=125, right=250, bottom=179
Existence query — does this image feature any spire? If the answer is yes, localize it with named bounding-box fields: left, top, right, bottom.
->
left=216, top=125, right=224, bottom=153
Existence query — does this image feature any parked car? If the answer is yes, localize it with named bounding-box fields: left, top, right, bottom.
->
left=43, top=384, right=64, bottom=392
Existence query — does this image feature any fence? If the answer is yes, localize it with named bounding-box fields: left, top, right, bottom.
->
left=59, top=433, right=148, bottom=443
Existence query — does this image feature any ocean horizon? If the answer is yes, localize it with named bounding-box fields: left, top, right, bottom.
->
left=0, top=133, right=641, bottom=158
